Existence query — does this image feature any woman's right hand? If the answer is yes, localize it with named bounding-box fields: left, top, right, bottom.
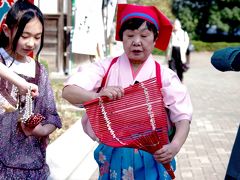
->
left=98, top=86, right=124, bottom=100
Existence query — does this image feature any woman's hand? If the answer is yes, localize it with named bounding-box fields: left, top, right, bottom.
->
left=154, top=120, right=190, bottom=164
left=98, top=86, right=124, bottom=100
left=153, top=142, right=180, bottom=164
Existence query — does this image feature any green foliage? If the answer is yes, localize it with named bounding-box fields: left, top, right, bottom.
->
left=127, top=0, right=175, bottom=19
left=171, top=0, right=240, bottom=42
left=152, top=41, right=239, bottom=55
left=125, top=0, right=240, bottom=42
left=189, top=41, right=239, bottom=52
left=152, top=48, right=166, bottom=56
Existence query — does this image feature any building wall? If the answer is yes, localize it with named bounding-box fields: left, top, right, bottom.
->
left=36, top=0, right=67, bottom=73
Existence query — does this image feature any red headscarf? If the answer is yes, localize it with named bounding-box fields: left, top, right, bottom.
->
left=115, top=4, right=173, bottom=51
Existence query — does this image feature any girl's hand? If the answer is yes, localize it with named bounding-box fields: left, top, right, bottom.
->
left=20, top=122, right=44, bottom=137
left=29, top=83, right=39, bottom=97
left=153, top=142, right=180, bottom=164
left=98, top=86, right=124, bottom=100
left=18, top=82, right=39, bottom=97
left=20, top=122, right=56, bottom=137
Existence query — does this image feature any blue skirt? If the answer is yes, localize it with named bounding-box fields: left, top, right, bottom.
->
left=94, top=144, right=176, bottom=180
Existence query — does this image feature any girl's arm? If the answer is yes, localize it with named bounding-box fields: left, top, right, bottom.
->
left=0, top=62, right=39, bottom=97
left=20, top=64, right=61, bottom=137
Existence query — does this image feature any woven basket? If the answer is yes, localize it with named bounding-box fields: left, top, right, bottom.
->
left=84, top=77, right=175, bottom=179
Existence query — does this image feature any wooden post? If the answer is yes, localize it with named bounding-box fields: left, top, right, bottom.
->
left=63, top=0, right=72, bottom=75
left=57, top=0, right=64, bottom=73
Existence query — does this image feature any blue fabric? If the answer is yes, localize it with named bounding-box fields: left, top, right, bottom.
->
left=211, top=47, right=240, bottom=72
left=121, top=12, right=159, bottom=30
left=225, top=125, right=240, bottom=180
left=94, top=144, right=176, bottom=180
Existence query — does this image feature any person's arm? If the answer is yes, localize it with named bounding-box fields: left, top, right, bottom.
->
left=21, top=64, right=61, bottom=137
left=62, top=85, right=98, bottom=105
left=165, top=35, right=173, bottom=61
left=0, top=62, right=39, bottom=97
left=153, top=69, right=192, bottom=164
left=183, top=31, right=190, bottom=51
left=21, top=123, right=56, bottom=137
left=153, top=119, right=190, bottom=164
left=62, top=84, right=124, bottom=105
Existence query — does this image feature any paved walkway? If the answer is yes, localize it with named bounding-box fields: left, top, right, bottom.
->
left=48, top=51, right=240, bottom=180
left=174, top=51, right=239, bottom=180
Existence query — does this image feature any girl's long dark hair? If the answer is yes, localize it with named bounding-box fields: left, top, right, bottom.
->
left=0, top=0, right=44, bottom=61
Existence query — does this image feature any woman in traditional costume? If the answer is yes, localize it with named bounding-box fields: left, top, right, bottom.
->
left=63, top=4, right=192, bottom=179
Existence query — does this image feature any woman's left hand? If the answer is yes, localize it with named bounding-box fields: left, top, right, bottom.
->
left=154, top=120, right=190, bottom=164
left=153, top=142, right=180, bottom=164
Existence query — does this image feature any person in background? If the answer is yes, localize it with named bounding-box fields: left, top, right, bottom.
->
left=0, top=62, right=39, bottom=97
left=211, top=46, right=240, bottom=180
left=0, top=0, right=62, bottom=179
left=63, top=4, right=192, bottom=179
left=166, top=19, right=189, bottom=81
left=185, top=41, right=194, bottom=70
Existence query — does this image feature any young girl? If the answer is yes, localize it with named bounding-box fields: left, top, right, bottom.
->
left=0, top=0, right=62, bottom=179
left=63, top=4, right=192, bottom=180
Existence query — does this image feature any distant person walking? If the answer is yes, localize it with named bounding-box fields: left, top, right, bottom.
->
left=185, top=41, right=194, bottom=69
left=166, top=19, right=189, bottom=81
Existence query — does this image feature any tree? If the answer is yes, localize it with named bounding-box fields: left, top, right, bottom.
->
left=172, top=0, right=240, bottom=41
left=126, top=0, right=240, bottom=41
left=128, top=0, right=175, bottom=19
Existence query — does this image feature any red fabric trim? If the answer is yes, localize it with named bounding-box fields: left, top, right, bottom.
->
left=155, top=61, right=162, bottom=88
left=97, top=57, right=119, bottom=92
